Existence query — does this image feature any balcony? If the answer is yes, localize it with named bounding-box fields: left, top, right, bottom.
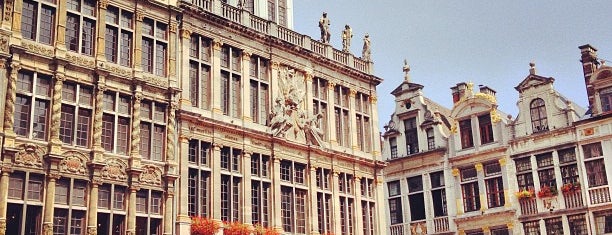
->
left=589, top=186, right=611, bottom=205
left=563, top=190, right=584, bottom=209
left=390, top=223, right=406, bottom=235
left=433, top=217, right=450, bottom=233
left=519, top=198, right=538, bottom=215
left=179, top=0, right=372, bottom=74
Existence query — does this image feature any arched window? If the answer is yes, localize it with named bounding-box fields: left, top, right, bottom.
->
left=530, top=98, right=548, bottom=133
left=600, top=86, right=612, bottom=112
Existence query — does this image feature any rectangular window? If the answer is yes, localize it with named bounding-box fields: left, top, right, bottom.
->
left=545, top=217, right=563, bottom=235
left=568, top=214, right=588, bottom=235
left=65, top=0, right=96, bottom=55
left=460, top=119, right=474, bottom=148
left=250, top=56, right=269, bottom=124
left=404, top=117, right=419, bottom=154
left=523, top=221, right=540, bottom=235
left=478, top=114, right=494, bottom=144
left=389, top=137, right=398, bottom=159
left=537, top=153, right=556, bottom=188
left=600, top=87, right=612, bottom=112
left=105, top=6, right=133, bottom=66
left=586, top=159, right=608, bottom=187
left=141, top=18, right=167, bottom=76
left=220, top=175, right=241, bottom=221
left=388, top=197, right=403, bottom=224
left=426, top=128, right=435, bottom=150
left=485, top=162, right=504, bottom=208
left=22, top=0, right=56, bottom=45
left=461, top=167, right=480, bottom=212
left=407, top=176, right=425, bottom=221
left=14, top=72, right=51, bottom=140
left=60, top=83, right=92, bottom=147
left=431, top=171, right=447, bottom=217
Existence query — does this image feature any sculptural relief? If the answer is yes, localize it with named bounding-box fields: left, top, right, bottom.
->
left=101, top=158, right=128, bottom=181
left=14, top=143, right=45, bottom=169
left=59, top=151, right=88, bottom=174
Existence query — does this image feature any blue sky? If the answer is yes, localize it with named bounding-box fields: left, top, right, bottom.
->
left=293, top=1, right=612, bottom=128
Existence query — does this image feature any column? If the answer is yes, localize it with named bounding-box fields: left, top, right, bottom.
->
left=332, top=170, right=341, bottom=235
left=211, top=143, right=222, bottom=220
left=0, top=171, right=10, bottom=234
left=422, top=173, right=433, bottom=233
left=87, top=179, right=102, bottom=235
left=241, top=51, right=252, bottom=122
left=133, top=9, right=144, bottom=71
left=9, top=0, right=22, bottom=36
left=475, top=163, right=487, bottom=211
left=308, top=166, right=319, bottom=234
left=166, top=101, right=177, bottom=163
left=95, top=0, right=108, bottom=61
left=164, top=189, right=174, bottom=235
left=354, top=176, right=363, bottom=235
left=304, top=71, right=313, bottom=113
left=49, top=72, right=65, bottom=154
left=369, top=95, right=381, bottom=160
left=127, top=186, right=138, bottom=235
left=168, top=20, right=178, bottom=85
left=92, top=77, right=106, bottom=161
left=131, top=87, right=143, bottom=159
left=54, top=0, right=67, bottom=51
left=374, top=177, right=387, bottom=235
left=42, top=173, right=60, bottom=235
left=178, top=28, right=192, bottom=107
left=0, top=59, right=8, bottom=132
left=349, top=89, right=358, bottom=152
left=176, top=136, right=191, bottom=235
left=499, top=158, right=512, bottom=208
left=483, top=226, right=491, bottom=235
left=241, top=151, right=253, bottom=225
left=452, top=168, right=463, bottom=215
left=327, top=82, right=337, bottom=146
left=3, top=62, right=20, bottom=148
left=211, top=39, right=223, bottom=114
left=271, top=156, right=282, bottom=230
left=552, top=151, right=565, bottom=210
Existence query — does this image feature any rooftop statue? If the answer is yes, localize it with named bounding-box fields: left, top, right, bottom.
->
left=319, top=12, right=331, bottom=44
left=342, top=24, right=353, bottom=52
left=362, top=33, right=371, bottom=62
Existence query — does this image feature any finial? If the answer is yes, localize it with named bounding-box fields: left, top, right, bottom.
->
left=529, top=61, right=536, bottom=75
left=403, top=59, right=411, bottom=82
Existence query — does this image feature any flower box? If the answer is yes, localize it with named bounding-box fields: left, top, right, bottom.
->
left=223, top=221, right=251, bottom=235
left=561, top=182, right=581, bottom=194
left=515, top=189, right=535, bottom=199
left=192, top=217, right=221, bottom=235
left=253, top=224, right=281, bottom=235
left=537, top=185, right=558, bottom=198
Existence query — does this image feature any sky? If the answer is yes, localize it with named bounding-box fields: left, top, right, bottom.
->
left=292, top=1, right=612, bottom=128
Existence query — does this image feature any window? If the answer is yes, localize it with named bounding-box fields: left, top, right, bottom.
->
left=14, top=71, right=51, bottom=140
left=142, top=18, right=167, bottom=76
left=339, top=196, right=354, bottom=235
left=251, top=153, right=270, bottom=178
left=490, top=228, right=509, bottom=235
left=316, top=167, right=332, bottom=234
left=105, top=6, right=133, bottom=66
left=140, top=101, right=166, bottom=161
left=267, top=0, right=275, bottom=22
left=220, top=147, right=241, bottom=172
left=389, top=137, right=398, bottom=159
left=426, top=128, right=435, bottom=150
left=277, top=0, right=287, bottom=27
left=66, top=0, right=96, bottom=55
left=407, top=176, right=425, bottom=221
left=338, top=173, right=353, bottom=194
left=536, top=153, right=556, bottom=188
left=5, top=172, right=44, bottom=235
left=583, top=142, right=607, bottom=188
left=478, top=114, right=494, bottom=144
left=281, top=187, right=307, bottom=234
left=101, top=91, right=131, bottom=155
left=279, top=160, right=305, bottom=185
left=312, top=77, right=328, bottom=140
left=189, top=35, right=211, bottom=109
left=430, top=171, right=447, bottom=217
left=221, top=175, right=241, bottom=222
left=388, top=180, right=401, bottom=197
left=559, top=148, right=579, bottom=184
left=460, top=119, right=473, bottom=148
left=97, top=184, right=126, bottom=235
left=316, top=168, right=331, bottom=190
left=220, top=45, right=242, bottom=117
left=242, top=0, right=254, bottom=13
left=601, top=86, right=612, bottom=112
left=515, top=157, right=534, bottom=191
left=188, top=139, right=211, bottom=217
left=545, top=217, right=563, bottom=235
left=583, top=142, right=603, bottom=159
left=21, top=0, right=56, bottom=45
left=404, top=117, right=419, bottom=154
left=530, top=98, right=548, bottom=133
left=334, top=85, right=350, bottom=147
left=484, top=162, right=504, bottom=208
left=595, top=213, right=612, bottom=234
left=568, top=214, right=588, bottom=235
left=251, top=155, right=271, bottom=227
left=523, top=221, right=540, bottom=235
left=53, top=178, right=88, bottom=235
left=135, top=190, right=163, bottom=235
left=362, top=201, right=376, bottom=235
left=250, top=56, right=269, bottom=124
left=388, top=180, right=403, bottom=224
left=356, top=92, right=372, bottom=152
left=60, top=82, right=93, bottom=147
left=461, top=167, right=480, bottom=212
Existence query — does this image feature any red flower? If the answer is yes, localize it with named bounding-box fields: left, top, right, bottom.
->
left=223, top=221, right=251, bottom=235
left=191, top=217, right=221, bottom=235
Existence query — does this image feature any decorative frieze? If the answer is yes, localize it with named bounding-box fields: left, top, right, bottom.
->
left=22, top=41, right=54, bottom=57
left=66, top=53, right=96, bottom=68
left=14, top=143, right=46, bottom=169
left=59, top=151, right=89, bottom=174
left=139, top=165, right=163, bottom=186
left=139, top=75, right=169, bottom=88
left=100, top=158, right=128, bottom=181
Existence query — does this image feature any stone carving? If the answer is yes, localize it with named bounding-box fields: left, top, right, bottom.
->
left=490, top=107, right=502, bottom=123
left=101, top=158, right=128, bottom=181
left=362, top=34, right=371, bottom=62
left=130, top=92, right=141, bottom=155
left=318, top=12, right=330, bottom=44
left=139, top=165, right=162, bottom=186
left=166, top=103, right=177, bottom=161
left=59, top=151, right=88, bottom=174
left=341, top=25, right=352, bottom=52
left=140, top=75, right=168, bottom=88
left=99, top=62, right=131, bottom=77
left=268, top=67, right=324, bottom=146
left=410, top=222, right=427, bottom=235
left=4, top=0, right=13, bottom=22
left=22, top=41, right=54, bottom=57
left=0, top=219, right=6, bottom=235
left=93, top=83, right=105, bottom=149
left=66, top=53, right=95, bottom=68
left=87, top=227, right=97, bottom=235
left=50, top=74, right=64, bottom=142
left=43, top=223, right=53, bottom=235
left=14, top=143, right=45, bottom=168
left=4, top=63, right=20, bottom=133
left=0, top=35, right=8, bottom=53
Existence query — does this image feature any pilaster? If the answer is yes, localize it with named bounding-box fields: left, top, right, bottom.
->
left=42, top=173, right=61, bottom=235
left=164, top=187, right=175, bottom=235
left=211, top=143, right=222, bottom=220
left=87, top=178, right=102, bottom=235
left=1, top=0, right=15, bottom=30
left=349, top=88, right=358, bottom=151
left=332, top=170, right=341, bottom=235
left=452, top=168, right=463, bottom=215
left=241, top=51, right=252, bottom=122
left=374, top=177, right=387, bottom=235
left=272, top=156, right=282, bottom=230
left=499, top=158, right=512, bottom=208
left=54, top=0, right=67, bottom=52
left=178, top=27, right=192, bottom=107
left=10, top=0, right=22, bottom=38
left=354, top=176, right=363, bottom=235
left=475, top=163, right=487, bottom=211
left=176, top=135, right=192, bottom=235
left=127, top=186, right=139, bottom=235
left=92, top=76, right=106, bottom=161
left=326, top=82, right=337, bottom=145
left=131, top=87, right=142, bottom=159
left=168, top=20, right=178, bottom=87
left=134, top=8, right=144, bottom=71
left=308, top=166, right=319, bottom=234
left=0, top=59, right=8, bottom=132
left=49, top=72, right=65, bottom=155
left=241, top=151, right=253, bottom=224
left=211, top=39, right=223, bottom=114
left=369, top=95, right=381, bottom=159
left=95, top=0, right=108, bottom=61
left=166, top=100, right=177, bottom=163
left=0, top=171, right=11, bottom=235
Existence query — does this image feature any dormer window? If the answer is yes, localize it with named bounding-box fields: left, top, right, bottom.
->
left=426, top=128, right=435, bottom=150
left=459, top=119, right=473, bottom=149
left=478, top=114, right=494, bottom=144
left=600, top=86, right=612, bottom=112
left=404, top=118, right=419, bottom=154
left=389, top=137, right=398, bottom=159
left=530, top=98, right=548, bottom=133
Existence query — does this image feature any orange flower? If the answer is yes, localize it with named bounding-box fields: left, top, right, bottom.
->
left=191, top=217, right=221, bottom=235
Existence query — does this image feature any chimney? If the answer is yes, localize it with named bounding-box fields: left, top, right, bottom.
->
left=451, top=82, right=468, bottom=104
left=579, top=44, right=599, bottom=107
left=479, top=85, right=497, bottom=97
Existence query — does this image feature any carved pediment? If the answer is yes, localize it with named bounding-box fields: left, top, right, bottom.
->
left=14, top=143, right=46, bottom=169
left=59, top=151, right=89, bottom=175
left=139, top=165, right=162, bottom=186
left=101, top=158, right=128, bottom=181
left=515, top=74, right=554, bottom=92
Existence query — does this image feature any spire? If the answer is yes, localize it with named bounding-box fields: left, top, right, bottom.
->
left=403, top=59, right=411, bottom=82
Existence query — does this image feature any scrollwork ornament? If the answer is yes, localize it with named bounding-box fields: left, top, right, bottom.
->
left=4, top=0, right=13, bottom=22
left=43, top=223, right=53, bottom=235
left=180, top=28, right=191, bottom=39
left=98, top=0, right=109, bottom=9
left=87, top=227, right=97, bottom=235
left=0, top=218, right=6, bottom=235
